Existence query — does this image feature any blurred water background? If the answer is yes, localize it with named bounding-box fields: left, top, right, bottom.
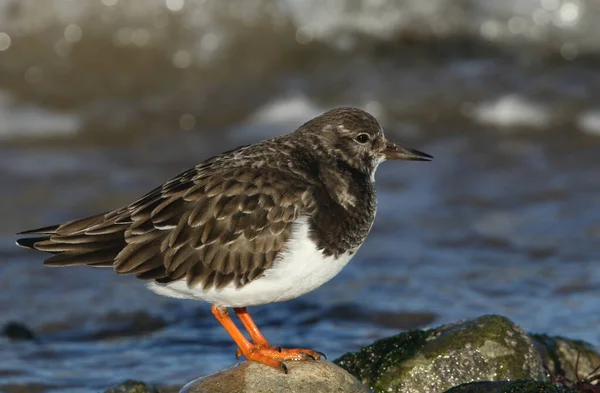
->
left=1, top=0, right=600, bottom=392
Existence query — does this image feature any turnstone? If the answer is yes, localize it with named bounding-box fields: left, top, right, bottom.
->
left=17, top=107, right=432, bottom=372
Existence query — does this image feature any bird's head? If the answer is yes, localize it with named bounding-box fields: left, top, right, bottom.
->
left=298, top=107, right=432, bottom=178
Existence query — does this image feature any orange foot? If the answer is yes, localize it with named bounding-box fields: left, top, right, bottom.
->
left=239, top=345, right=324, bottom=372
left=237, top=345, right=324, bottom=361
left=211, top=305, right=325, bottom=373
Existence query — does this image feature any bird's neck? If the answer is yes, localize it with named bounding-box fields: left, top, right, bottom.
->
left=317, top=158, right=373, bottom=210
left=306, top=159, right=377, bottom=257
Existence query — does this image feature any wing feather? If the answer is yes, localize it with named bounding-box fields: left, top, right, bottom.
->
left=17, top=149, right=317, bottom=291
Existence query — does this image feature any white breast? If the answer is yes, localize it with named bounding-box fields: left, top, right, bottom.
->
left=147, top=216, right=357, bottom=307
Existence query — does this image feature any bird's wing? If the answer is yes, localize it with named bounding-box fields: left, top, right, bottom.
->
left=18, top=163, right=316, bottom=290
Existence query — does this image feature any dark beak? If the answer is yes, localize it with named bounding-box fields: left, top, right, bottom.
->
left=383, top=140, right=433, bottom=161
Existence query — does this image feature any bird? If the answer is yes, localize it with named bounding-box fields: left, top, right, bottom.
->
left=16, top=107, right=432, bottom=372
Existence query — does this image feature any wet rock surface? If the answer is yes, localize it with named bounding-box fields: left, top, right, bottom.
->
left=443, top=381, right=578, bottom=393
left=180, top=360, right=371, bottom=393
left=532, top=334, right=600, bottom=388
left=335, top=315, right=546, bottom=393
left=174, top=317, right=600, bottom=393
left=104, top=380, right=161, bottom=393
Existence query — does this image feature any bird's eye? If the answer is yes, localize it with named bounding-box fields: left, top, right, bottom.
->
left=355, top=133, right=370, bottom=144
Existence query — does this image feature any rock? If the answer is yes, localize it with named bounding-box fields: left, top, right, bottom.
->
left=335, top=315, right=545, bottom=393
left=180, top=360, right=371, bottom=393
left=531, top=333, right=600, bottom=383
left=443, top=380, right=579, bottom=393
left=104, top=379, right=161, bottom=393
left=2, top=321, right=37, bottom=342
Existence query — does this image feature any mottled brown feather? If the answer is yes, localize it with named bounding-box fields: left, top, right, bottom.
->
left=21, top=160, right=315, bottom=289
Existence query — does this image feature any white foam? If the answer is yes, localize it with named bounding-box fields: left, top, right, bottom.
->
left=284, top=0, right=407, bottom=47
left=472, top=95, right=551, bottom=129
left=252, top=94, right=324, bottom=126
left=577, top=110, right=600, bottom=136
left=0, top=91, right=81, bottom=139
left=2, top=0, right=599, bottom=57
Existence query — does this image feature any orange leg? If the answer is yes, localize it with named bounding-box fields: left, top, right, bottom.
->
left=234, top=307, right=270, bottom=346
left=215, top=306, right=324, bottom=365
left=211, top=305, right=284, bottom=371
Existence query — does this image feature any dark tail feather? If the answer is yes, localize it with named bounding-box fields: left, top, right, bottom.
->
left=16, top=225, right=59, bottom=236
left=44, top=245, right=124, bottom=267
left=56, top=214, right=107, bottom=235
left=16, top=236, right=52, bottom=250
left=15, top=211, right=168, bottom=280
left=16, top=213, right=108, bottom=237
left=16, top=213, right=128, bottom=269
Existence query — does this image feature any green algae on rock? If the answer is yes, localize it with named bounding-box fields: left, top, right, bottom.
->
left=104, top=380, right=161, bottom=393
left=443, top=380, right=579, bottom=393
left=335, top=315, right=545, bottom=393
